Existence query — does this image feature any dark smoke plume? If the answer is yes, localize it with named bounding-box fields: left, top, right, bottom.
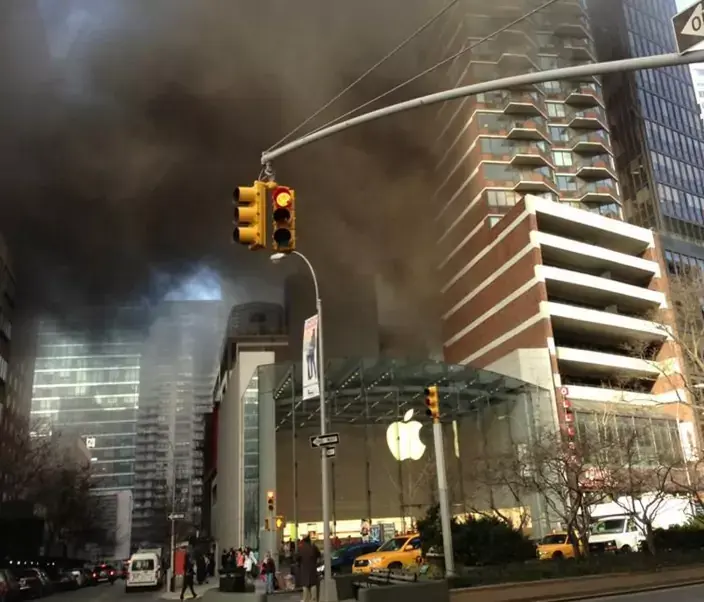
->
left=0, top=0, right=450, bottom=343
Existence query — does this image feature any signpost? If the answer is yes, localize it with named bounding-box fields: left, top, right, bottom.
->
left=168, top=513, right=185, bottom=520
left=324, top=447, right=336, bottom=458
left=673, top=1, right=704, bottom=54
left=309, top=433, right=340, bottom=449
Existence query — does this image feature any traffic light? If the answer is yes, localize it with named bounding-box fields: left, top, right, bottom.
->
left=424, top=386, right=440, bottom=421
left=233, top=181, right=267, bottom=250
left=275, top=515, right=285, bottom=530
left=271, top=186, right=296, bottom=253
left=267, top=490, right=275, bottom=512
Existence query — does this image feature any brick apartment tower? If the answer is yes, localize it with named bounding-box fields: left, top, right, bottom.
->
left=433, top=0, right=697, bottom=457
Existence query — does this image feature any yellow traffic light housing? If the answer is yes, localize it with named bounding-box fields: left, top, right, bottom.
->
left=267, top=490, right=275, bottom=512
left=275, top=515, right=285, bottom=529
left=233, top=181, right=267, bottom=250
left=424, top=386, right=440, bottom=421
left=271, top=186, right=296, bottom=253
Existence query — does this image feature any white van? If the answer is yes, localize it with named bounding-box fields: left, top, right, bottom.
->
left=125, top=552, right=162, bottom=591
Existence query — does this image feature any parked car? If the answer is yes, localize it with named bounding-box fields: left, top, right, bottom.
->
left=0, top=568, right=22, bottom=602
left=81, top=569, right=96, bottom=587
left=15, top=569, right=42, bottom=600
left=92, top=565, right=116, bottom=584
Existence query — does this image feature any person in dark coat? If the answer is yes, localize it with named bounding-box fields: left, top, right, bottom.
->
left=296, top=536, right=321, bottom=602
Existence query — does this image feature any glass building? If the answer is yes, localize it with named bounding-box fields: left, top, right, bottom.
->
left=30, top=310, right=145, bottom=493
left=588, top=0, right=704, bottom=270
left=131, top=300, right=224, bottom=546
left=235, top=357, right=551, bottom=550
left=228, top=357, right=684, bottom=551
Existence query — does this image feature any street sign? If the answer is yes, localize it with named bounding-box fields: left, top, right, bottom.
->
left=673, top=1, right=704, bottom=54
left=324, top=447, right=336, bottom=458
left=168, top=513, right=185, bottom=520
left=309, top=432, right=340, bottom=448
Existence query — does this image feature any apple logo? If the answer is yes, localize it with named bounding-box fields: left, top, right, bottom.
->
left=386, top=409, right=427, bottom=461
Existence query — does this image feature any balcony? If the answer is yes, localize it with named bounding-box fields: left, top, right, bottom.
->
left=526, top=194, right=653, bottom=256
left=562, top=37, right=596, bottom=62
left=509, top=143, right=552, bottom=167
left=513, top=170, right=558, bottom=194
left=554, top=15, right=591, bottom=38
left=568, top=108, right=608, bottom=130
left=507, top=119, right=549, bottom=141
left=544, top=301, right=668, bottom=346
left=541, top=265, right=665, bottom=315
left=556, top=347, right=660, bottom=381
left=565, top=84, right=603, bottom=107
left=536, top=231, right=660, bottom=286
left=500, top=90, right=546, bottom=117
left=570, top=130, right=612, bottom=154
left=578, top=180, right=619, bottom=204
left=575, top=155, right=615, bottom=179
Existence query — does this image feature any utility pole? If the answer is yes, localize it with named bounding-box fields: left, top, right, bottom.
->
left=261, top=50, right=704, bottom=164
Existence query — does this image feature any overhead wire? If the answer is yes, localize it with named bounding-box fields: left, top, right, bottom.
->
left=265, top=0, right=462, bottom=152
left=302, top=0, right=563, bottom=139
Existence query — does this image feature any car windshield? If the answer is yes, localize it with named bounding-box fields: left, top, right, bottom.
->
left=540, top=534, right=568, bottom=545
left=591, top=519, right=626, bottom=534
left=131, top=559, right=154, bottom=571
left=377, top=537, right=408, bottom=552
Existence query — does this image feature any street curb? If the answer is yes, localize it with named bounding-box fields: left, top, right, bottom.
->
left=534, top=579, right=704, bottom=601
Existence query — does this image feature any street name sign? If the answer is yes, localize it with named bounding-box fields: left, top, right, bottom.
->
left=673, top=1, right=704, bottom=54
left=168, top=513, right=185, bottom=520
left=309, top=432, right=340, bottom=448
left=324, top=447, right=336, bottom=458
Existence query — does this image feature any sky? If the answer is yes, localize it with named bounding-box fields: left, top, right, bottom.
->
left=0, top=0, right=448, bottom=341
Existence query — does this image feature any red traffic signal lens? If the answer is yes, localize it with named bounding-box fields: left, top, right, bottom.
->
left=273, top=187, right=292, bottom=208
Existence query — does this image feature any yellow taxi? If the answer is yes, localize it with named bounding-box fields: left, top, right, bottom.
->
left=351, top=533, right=422, bottom=574
left=536, top=532, right=581, bottom=560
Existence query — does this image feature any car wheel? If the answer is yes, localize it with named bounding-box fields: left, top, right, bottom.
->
left=620, top=545, right=632, bottom=553
left=552, top=551, right=564, bottom=560
left=387, top=562, right=403, bottom=570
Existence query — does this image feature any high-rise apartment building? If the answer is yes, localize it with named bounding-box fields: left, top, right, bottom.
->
left=30, top=308, right=145, bottom=493
left=131, top=300, right=224, bottom=546
left=432, top=0, right=695, bottom=459
left=588, top=0, right=704, bottom=272
left=690, top=64, right=704, bottom=122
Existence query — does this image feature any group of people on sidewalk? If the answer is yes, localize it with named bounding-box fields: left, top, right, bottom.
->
left=220, top=546, right=279, bottom=594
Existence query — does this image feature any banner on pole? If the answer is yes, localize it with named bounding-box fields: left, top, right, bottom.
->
left=302, top=314, right=320, bottom=400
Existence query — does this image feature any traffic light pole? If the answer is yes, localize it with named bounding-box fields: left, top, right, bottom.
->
left=432, top=419, right=455, bottom=577
left=274, top=250, right=335, bottom=601
left=261, top=50, right=704, bottom=165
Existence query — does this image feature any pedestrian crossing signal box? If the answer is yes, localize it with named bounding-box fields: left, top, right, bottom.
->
left=275, top=516, right=285, bottom=529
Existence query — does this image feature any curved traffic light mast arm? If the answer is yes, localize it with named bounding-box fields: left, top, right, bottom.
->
left=260, top=50, right=704, bottom=166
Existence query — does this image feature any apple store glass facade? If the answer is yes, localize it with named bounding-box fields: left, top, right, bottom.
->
left=242, top=357, right=550, bottom=549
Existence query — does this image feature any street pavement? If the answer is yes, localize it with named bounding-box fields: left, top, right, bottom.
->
left=50, top=581, right=163, bottom=601
left=579, top=582, right=704, bottom=602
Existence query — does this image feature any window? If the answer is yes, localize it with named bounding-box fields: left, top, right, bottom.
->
left=487, top=215, right=502, bottom=228
left=552, top=151, right=573, bottom=167
left=546, top=102, right=566, bottom=117
left=556, top=175, right=578, bottom=191
left=486, top=190, right=520, bottom=206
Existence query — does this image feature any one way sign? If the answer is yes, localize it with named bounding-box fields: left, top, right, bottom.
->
left=309, top=432, right=340, bottom=448
left=673, top=1, right=704, bottom=54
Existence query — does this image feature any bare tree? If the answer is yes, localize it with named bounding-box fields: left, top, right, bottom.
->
left=594, top=425, right=685, bottom=554
left=514, top=425, right=611, bottom=558
left=464, top=450, right=531, bottom=531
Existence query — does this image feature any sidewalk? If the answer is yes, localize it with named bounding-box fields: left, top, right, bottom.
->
left=161, top=581, right=219, bottom=599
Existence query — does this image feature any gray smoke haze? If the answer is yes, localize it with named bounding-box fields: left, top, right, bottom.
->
left=0, top=0, right=451, bottom=341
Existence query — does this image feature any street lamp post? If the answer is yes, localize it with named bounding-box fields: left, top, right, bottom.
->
left=271, top=251, right=335, bottom=601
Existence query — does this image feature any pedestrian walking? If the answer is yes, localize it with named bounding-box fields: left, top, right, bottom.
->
left=262, top=552, right=276, bottom=594
left=296, top=536, right=320, bottom=602
left=180, top=547, right=197, bottom=600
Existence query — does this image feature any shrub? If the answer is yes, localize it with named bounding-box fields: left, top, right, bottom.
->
left=417, top=505, right=536, bottom=567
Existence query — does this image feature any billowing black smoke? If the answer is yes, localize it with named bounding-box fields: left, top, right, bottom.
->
left=0, top=0, right=452, bottom=341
